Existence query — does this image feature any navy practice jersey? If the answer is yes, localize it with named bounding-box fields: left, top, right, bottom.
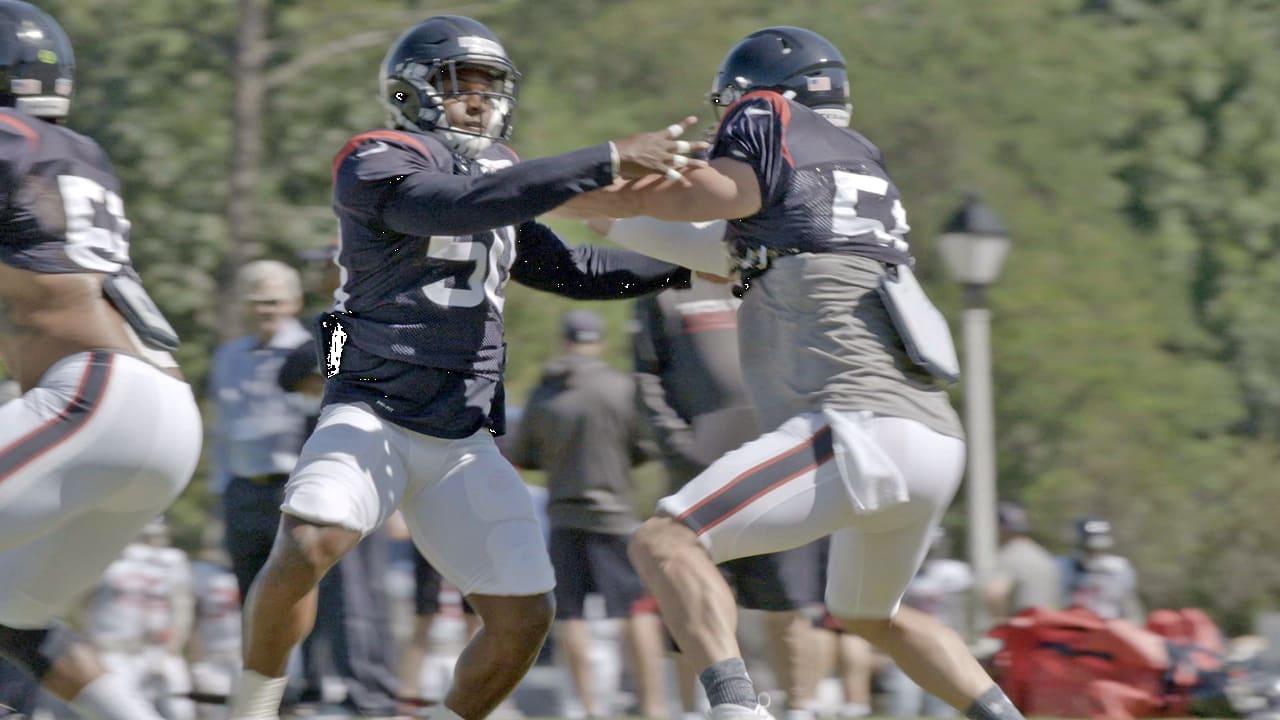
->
left=326, top=128, right=690, bottom=438
left=711, top=91, right=912, bottom=267
left=0, top=108, right=138, bottom=275
left=0, top=107, right=178, bottom=351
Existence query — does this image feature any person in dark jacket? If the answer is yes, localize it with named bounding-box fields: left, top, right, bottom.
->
left=509, top=310, right=668, bottom=719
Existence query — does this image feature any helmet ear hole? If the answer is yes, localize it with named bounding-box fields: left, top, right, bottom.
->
left=386, top=79, right=421, bottom=123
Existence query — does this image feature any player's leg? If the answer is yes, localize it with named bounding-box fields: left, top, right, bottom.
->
left=0, top=504, right=197, bottom=720
left=629, top=413, right=857, bottom=717
left=0, top=353, right=200, bottom=720
left=401, top=429, right=556, bottom=720
left=719, top=554, right=816, bottom=718
left=548, top=528, right=600, bottom=717
left=0, top=656, right=40, bottom=716
left=229, top=402, right=410, bottom=719
left=823, top=416, right=1019, bottom=720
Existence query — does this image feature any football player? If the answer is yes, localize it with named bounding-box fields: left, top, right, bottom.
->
left=0, top=2, right=202, bottom=719
left=1064, top=515, right=1144, bottom=623
left=227, top=14, right=702, bottom=720
left=564, top=26, right=1026, bottom=720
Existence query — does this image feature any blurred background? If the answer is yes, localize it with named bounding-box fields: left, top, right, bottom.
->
left=22, top=0, right=1280, bottom=636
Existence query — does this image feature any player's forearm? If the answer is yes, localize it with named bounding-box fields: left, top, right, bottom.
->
left=382, top=144, right=615, bottom=236
left=569, top=161, right=760, bottom=223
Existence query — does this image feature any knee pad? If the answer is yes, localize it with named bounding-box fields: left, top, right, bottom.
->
left=0, top=621, right=81, bottom=680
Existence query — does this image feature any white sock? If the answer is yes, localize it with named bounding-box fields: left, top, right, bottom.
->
left=71, top=672, right=166, bottom=720
left=428, top=704, right=467, bottom=720
left=226, top=669, right=288, bottom=720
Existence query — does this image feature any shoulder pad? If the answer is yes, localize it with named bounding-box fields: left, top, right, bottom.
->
left=0, top=109, right=40, bottom=144
left=331, top=129, right=440, bottom=179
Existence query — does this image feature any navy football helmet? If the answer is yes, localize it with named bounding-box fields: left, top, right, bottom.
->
left=0, top=0, right=74, bottom=120
left=709, top=26, right=851, bottom=127
left=380, top=15, right=519, bottom=158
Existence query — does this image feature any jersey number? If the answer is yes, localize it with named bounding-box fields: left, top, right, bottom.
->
left=58, top=174, right=132, bottom=273
left=831, top=169, right=910, bottom=249
left=422, top=228, right=513, bottom=310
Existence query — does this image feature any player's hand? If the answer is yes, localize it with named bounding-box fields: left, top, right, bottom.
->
left=612, top=116, right=710, bottom=185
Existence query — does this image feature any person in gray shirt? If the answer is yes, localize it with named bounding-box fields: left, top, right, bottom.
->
left=508, top=310, right=668, bottom=720
left=985, top=501, right=1062, bottom=623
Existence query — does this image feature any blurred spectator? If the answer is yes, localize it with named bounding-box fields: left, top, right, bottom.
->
left=208, top=259, right=313, bottom=595
left=632, top=276, right=825, bottom=720
left=878, top=529, right=973, bottom=718
left=133, top=519, right=196, bottom=720
left=187, top=528, right=241, bottom=720
left=1063, top=515, right=1144, bottom=623
left=508, top=310, right=668, bottom=719
left=811, top=619, right=875, bottom=719
left=68, top=518, right=194, bottom=720
left=986, top=501, right=1062, bottom=623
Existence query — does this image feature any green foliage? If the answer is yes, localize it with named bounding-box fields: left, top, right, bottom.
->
left=37, top=0, right=1280, bottom=630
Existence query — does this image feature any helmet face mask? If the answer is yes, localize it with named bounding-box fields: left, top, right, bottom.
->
left=381, top=16, right=519, bottom=158
left=708, top=26, right=852, bottom=128
left=0, top=0, right=75, bottom=120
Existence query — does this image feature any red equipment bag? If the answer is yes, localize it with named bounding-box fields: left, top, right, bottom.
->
left=989, top=606, right=1226, bottom=719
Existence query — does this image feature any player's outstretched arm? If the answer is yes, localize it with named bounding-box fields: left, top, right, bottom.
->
left=511, top=220, right=690, bottom=300
left=342, top=118, right=708, bottom=239
left=561, top=157, right=761, bottom=225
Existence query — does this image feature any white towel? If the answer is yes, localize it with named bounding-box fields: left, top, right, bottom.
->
left=822, top=408, right=909, bottom=513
